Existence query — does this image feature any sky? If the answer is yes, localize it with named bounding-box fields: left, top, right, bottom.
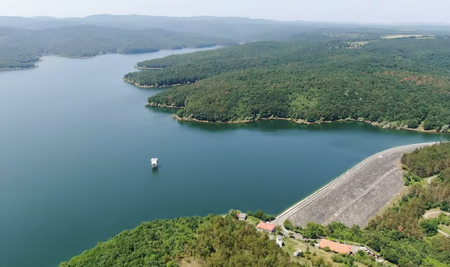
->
left=1, top=0, right=450, bottom=24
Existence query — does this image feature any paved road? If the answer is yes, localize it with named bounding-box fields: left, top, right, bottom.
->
left=423, top=210, right=450, bottom=237
left=273, top=142, right=440, bottom=227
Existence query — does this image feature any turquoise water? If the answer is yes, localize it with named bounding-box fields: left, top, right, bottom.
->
left=0, top=48, right=448, bottom=267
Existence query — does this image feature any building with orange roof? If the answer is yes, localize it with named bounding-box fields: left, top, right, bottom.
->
left=319, top=239, right=353, bottom=254
left=256, top=221, right=276, bottom=233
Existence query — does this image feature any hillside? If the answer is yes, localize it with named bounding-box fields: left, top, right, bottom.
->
left=0, top=25, right=230, bottom=69
left=136, top=37, right=450, bottom=131
left=59, top=215, right=297, bottom=267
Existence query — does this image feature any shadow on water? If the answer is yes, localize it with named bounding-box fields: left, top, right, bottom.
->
left=147, top=106, right=450, bottom=139
left=149, top=107, right=179, bottom=116
left=179, top=120, right=450, bottom=139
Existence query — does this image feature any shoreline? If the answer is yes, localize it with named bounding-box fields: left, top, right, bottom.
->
left=124, top=78, right=156, bottom=88
left=136, top=67, right=164, bottom=70
left=126, top=80, right=183, bottom=89
left=0, top=65, right=38, bottom=72
left=6, top=45, right=223, bottom=73
left=154, top=108, right=441, bottom=134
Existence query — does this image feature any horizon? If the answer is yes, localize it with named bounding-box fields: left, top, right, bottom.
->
left=2, top=14, right=450, bottom=27
left=1, top=0, right=450, bottom=25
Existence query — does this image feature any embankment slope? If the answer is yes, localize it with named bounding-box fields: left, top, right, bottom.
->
left=274, top=142, right=438, bottom=228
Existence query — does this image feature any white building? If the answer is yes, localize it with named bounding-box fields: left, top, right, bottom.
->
left=276, top=235, right=283, bottom=247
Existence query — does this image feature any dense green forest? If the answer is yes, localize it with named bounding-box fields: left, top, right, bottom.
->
left=0, top=25, right=229, bottom=69
left=59, top=215, right=298, bottom=267
left=402, top=142, right=450, bottom=177
left=135, top=37, right=450, bottom=131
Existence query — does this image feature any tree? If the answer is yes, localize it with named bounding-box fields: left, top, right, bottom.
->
left=441, top=202, right=450, bottom=212
left=421, top=219, right=439, bottom=236
left=254, top=210, right=265, bottom=220
left=302, top=222, right=326, bottom=239
left=284, top=220, right=294, bottom=230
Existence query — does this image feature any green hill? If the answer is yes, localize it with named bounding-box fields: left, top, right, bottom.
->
left=135, top=37, right=450, bottom=131
left=59, top=215, right=297, bottom=267
left=0, top=25, right=231, bottom=69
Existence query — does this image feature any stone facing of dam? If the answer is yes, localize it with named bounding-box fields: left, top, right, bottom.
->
left=274, top=142, right=439, bottom=228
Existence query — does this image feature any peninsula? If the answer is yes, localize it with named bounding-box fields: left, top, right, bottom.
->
left=130, top=37, right=450, bottom=133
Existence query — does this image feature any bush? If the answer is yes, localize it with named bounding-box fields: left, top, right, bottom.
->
left=441, top=202, right=450, bottom=212
left=284, top=220, right=294, bottom=230
left=406, top=119, right=420, bottom=129
left=302, top=222, right=326, bottom=239
left=404, top=170, right=422, bottom=186
left=421, top=218, right=439, bottom=237
left=251, top=210, right=275, bottom=221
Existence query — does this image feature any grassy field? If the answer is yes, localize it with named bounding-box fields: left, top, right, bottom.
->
left=439, top=224, right=450, bottom=235
left=282, top=238, right=342, bottom=266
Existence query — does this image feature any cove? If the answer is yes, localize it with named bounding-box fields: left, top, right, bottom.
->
left=0, top=48, right=449, bottom=267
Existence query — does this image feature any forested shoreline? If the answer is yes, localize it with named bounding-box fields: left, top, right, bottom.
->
left=131, top=37, right=450, bottom=132
left=0, top=25, right=231, bottom=70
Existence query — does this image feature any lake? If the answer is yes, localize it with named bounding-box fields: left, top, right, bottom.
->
left=0, top=48, right=448, bottom=267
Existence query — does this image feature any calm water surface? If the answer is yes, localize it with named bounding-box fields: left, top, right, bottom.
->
left=0, top=48, right=449, bottom=267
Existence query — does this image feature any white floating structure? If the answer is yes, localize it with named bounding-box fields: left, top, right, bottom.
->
left=151, top=158, right=158, bottom=168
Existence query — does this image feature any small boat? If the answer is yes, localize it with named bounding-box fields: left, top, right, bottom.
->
left=151, top=158, right=158, bottom=168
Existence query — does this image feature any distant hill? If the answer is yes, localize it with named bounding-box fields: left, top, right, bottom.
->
left=2, top=15, right=450, bottom=41
left=2, top=15, right=450, bottom=70
left=0, top=25, right=231, bottom=69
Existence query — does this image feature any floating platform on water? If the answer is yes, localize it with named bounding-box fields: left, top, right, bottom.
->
left=151, top=158, right=158, bottom=168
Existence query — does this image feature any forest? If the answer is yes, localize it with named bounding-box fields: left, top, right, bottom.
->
left=59, top=215, right=298, bottom=267
left=401, top=142, right=450, bottom=177
left=134, top=37, right=450, bottom=131
left=0, top=25, right=230, bottom=69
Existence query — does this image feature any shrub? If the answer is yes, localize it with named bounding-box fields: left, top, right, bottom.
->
left=421, top=218, right=439, bottom=237
left=284, top=220, right=294, bottom=230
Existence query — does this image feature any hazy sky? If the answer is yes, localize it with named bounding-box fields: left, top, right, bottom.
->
left=1, top=0, right=450, bottom=24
